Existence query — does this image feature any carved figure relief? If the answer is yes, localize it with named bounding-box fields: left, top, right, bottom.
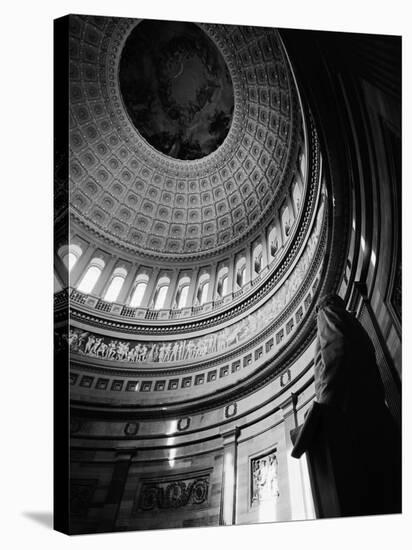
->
left=251, top=450, right=279, bottom=504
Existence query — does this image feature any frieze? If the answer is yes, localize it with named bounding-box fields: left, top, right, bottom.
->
left=68, top=198, right=324, bottom=365
left=68, top=235, right=325, bottom=382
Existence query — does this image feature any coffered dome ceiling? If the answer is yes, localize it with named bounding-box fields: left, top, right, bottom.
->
left=69, top=16, right=300, bottom=260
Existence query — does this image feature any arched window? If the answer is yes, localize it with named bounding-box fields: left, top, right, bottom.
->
left=268, top=226, right=279, bottom=259
left=58, top=244, right=83, bottom=272
left=152, top=275, right=170, bottom=310
left=196, top=273, right=210, bottom=305
left=77, top=258, right=105, bottom=294
left=282, top=205, right=294, bottom=239
left=235, top=257, right=246, bottom=288
left=104, top=267, right=127, bottom=302
left=293, top=181, right=302, bottom=213
left=253, top=243, right=263, bottom=276
left=129, top=274, right=149, bottom=308
left=216, top=267, right=229, bottom=298
left=174, top=276, right=191, bottom=309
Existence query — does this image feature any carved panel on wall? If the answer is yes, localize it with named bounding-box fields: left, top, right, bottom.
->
left=136, top=471, right=210, bottom=511
left=251, top=450, right=279, bottom=505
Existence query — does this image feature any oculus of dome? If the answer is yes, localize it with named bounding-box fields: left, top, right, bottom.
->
left=119, top=20, right=234, bottom=161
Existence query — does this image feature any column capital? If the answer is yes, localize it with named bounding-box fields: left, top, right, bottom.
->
left=220, top=426, right=240, bottom=444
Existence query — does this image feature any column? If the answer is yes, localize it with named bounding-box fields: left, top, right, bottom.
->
left=276, top=217, right=283, bottom=249
left=244, top=245, right=252, bottom=284
left=163, top=270, right=179, bottom=310
left=280, top=206, right=287, bottom=245
left=97, top=449, right=136, bottom=532
left=279, top=394, right=315, bottom=521
left=117, top=264, right=138, bottom=304
left=219, top=427, right=239, bottom=526
left=186, top=267, right=200, bottom=306
left=140, top=267, right=160, bottom=308
left=207, top=263, right=218, bottom=303
left=69, top=243, right=96, bottom=288
left=296, top=171, right=304, bottom=196
left=261, top=231, right=269, bottom=269
left=226, top=256, right=235, bottom=296
left=287, top=189, right=297, bottom=224
left=92, top=256, right=118, bottom=298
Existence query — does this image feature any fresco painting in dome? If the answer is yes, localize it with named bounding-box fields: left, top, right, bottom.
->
left=69, top=197, right=325, bottom=364
left=119, top=20, right=234, bottom=160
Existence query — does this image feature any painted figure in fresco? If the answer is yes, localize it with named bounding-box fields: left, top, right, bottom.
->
left=84, top=335, right=96, bottom=354
left=116, top=341, right=129, bottom=361
left=184, top=340, right=195, bottom=360
left=68, top=329, right=79, bottom=348
left=97, top=341, right=108, bottom=358
left=127, top=346, right=136, bottom=362
left=131, top=344, right=142, bottom=362
left=169, top=342, right=180, bottom=362
left=107, top=341, right=117, bottom=360
left=90, top=337, right=103, bottom=355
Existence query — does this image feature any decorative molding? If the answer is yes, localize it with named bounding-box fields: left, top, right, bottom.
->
left=224, top=402, right=237, bottom=418
left=177, top=417, right=191, bottom=431
left=124, top=422, right=139, bottom=436
left=136, top=471, right=210, bottom=511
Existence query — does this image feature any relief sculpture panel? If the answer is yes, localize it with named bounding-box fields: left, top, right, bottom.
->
left=251, top=450, right=279, bottom=505
left=136, top=473, right=209, bottom=511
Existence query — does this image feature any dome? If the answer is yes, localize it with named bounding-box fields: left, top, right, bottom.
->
left=69, top=18, right=301, bottom=259
left=59, top=15, right=325, bottom=410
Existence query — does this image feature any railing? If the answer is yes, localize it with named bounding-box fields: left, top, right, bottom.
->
left=70, top=289, right=87, bottom=305
left=59, top=245, right=293, bottom=323
left=95, top=300, right=112, bottom=313
left=54, top=289, right=68, bottom=307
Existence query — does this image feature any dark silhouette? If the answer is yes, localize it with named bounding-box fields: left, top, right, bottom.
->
left=292, top=294, right=401, bottom=517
